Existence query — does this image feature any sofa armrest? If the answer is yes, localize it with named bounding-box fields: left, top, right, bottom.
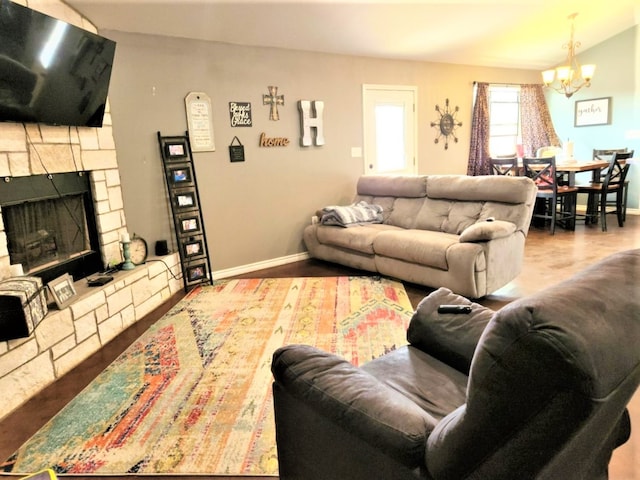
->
left=459, top=219, right=516, bottom=242
left=407, top=288, right=494, bottom=374
left=271, top=344, right=436, bottom=466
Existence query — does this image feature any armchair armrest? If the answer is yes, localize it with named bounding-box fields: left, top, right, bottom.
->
left=271, top=344, right=436, bottom=466
left=407, top=288, right=494, bottom=374
left=459, top=219, right=516, bottom=242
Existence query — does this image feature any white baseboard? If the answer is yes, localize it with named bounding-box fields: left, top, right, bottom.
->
left=577, top=206, right=638, bottom=215
left=213, top=252, right=311, bottom=279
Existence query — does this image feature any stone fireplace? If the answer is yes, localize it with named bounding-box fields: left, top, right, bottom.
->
left=0, top=121, right=127, bottom=280
left=0, top=0, right=182, bottom=421
left=0, top=113, right=182, bottom=422
left=1, top=171, right=102, bottom=284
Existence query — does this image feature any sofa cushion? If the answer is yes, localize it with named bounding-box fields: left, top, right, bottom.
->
left=479, top=201, right=533, bottom=232
left=414, top=198, right=483, bottom=234
left=459, top=220, right=517, bottom=242
left=407, top=287, right=494, bottom=374
left=357, top=174, right=427, bottom=198
left=386, top=197, right=426, bottom=229
left=316, top=223, right=402, bottom=254
left=362, top=345, right=468, bottom=422
left=373, top=230, right=459, bottom=270
left=426, top=175, right=535, bottom=204
left=272, top=344, right=438, bottom=468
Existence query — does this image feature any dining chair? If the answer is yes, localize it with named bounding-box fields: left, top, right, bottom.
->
left=577, top=151, right=634, bottom=232
left=593, top=148, right=631, bottom=221
left=593, top=148, right=628, bottom=161
left=536, top=146, right=569, bottom=184
left=489, top=156, right=518, bottom=176
left=522, top=156, right=578, bottom=235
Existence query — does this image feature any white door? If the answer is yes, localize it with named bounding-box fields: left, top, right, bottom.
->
left=363, top=85, right=417, bottom=175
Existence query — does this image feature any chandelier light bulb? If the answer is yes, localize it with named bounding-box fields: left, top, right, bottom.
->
left=581, top=64, right=596, bottom=81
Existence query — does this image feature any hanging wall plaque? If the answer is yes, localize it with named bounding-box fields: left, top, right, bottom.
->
left=229, top=102, right=252, bottom=127
left=185, top=92, right=216, bottom=152
left=228, top=136, right=245, bottom=162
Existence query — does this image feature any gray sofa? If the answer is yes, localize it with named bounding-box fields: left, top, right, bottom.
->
left=272, top=249, right=640, bottom=479
left=304, top=174, right=537, bottom=298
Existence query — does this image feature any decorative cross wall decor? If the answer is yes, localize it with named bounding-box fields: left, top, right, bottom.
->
left=263, top=86, right=285, bottom=121
left=298, top=100, right=325, bottom=146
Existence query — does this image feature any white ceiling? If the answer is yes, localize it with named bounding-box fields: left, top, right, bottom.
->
left=66, top=0, right=640, bottom=70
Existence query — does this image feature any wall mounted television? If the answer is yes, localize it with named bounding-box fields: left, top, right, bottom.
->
left=0, top=0, right=116, bottom=127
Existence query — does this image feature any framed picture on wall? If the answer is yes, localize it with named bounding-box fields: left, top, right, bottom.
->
left=164, top=140, right=188, bottom=159
left=574, top=97, right=611, bottom=127
left=182, top=236, right=205, bottom=258
left=186, top=263, right=207, bottom=284
left=177, top=213, right=201, bottom=235
left=47, top=273, right=77, bottom=309
left=168, top=165, right=194, bottom=187
left=172, top=188, right=198, bottom=211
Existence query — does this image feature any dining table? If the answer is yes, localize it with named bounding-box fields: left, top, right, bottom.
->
left=553, top=159, right=612, bottom=186
left=507, top=158, right=620, bottom=186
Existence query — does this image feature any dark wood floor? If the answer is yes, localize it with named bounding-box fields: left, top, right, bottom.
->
left=1, top=216, right=639, bottom=480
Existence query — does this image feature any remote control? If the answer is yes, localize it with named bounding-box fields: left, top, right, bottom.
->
left=437, top=305, right=472, bottom=314
left=87, top=274, right=114, bottom=286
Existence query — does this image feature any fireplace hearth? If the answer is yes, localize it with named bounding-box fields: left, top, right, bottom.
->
left=0, top=172, right=102, bottom=284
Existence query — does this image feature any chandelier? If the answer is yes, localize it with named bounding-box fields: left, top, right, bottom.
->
left=542, top=13, right=595, bottom=98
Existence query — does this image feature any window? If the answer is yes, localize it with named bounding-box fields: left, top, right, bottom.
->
left=488, top=86, right=520, bottom=157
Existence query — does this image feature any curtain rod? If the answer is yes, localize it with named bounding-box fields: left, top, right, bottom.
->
left=473, top=81, right=541, bottom=87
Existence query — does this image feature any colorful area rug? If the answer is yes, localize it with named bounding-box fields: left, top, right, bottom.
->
left=6, top=276, right=413, bottom=476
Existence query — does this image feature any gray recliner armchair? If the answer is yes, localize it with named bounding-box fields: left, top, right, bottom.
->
left=271, top=249, right=640, bottom=479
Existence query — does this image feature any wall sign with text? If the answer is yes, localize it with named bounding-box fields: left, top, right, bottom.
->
left=574, top=97, right=611, bottom=127
left=185, top=92, right=216, bottom=152
left=229, top=102, right=252, bottom=127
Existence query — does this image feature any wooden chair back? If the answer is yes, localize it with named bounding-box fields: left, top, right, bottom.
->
left=593, top=148, right=628, bottom=161
left=603, top=151, right=634, bottom=189
left=523, top=156, right=557, bottom=191
left=489, top=157, right=518, bottom=176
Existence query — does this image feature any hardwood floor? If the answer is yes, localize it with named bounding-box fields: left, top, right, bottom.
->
left=1, top=216, right=639, bottom=480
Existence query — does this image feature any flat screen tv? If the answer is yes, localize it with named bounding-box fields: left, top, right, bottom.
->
left=0, top=0, right=116, bottom=127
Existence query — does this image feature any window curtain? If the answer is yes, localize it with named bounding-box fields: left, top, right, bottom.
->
left=520, top=84, right=561, bottom=157
left=467, top=82, right=491, bottom=176
left=467, top=83, right=561, bottom=175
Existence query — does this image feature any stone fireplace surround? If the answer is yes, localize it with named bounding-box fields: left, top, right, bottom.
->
left=0, top=0, right=182, bottom=420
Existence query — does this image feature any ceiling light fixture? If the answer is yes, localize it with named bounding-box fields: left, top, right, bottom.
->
left=542, top=13, right=595, bottom=98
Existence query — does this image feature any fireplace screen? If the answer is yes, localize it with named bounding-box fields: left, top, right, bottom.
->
left=3, top=195, right=91, bottom=274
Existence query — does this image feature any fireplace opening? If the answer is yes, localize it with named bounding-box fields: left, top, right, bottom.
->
left=1, top=172, right=103, bottom=284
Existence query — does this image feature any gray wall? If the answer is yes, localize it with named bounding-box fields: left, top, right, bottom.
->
left=104, top=30, right=541, bottom=274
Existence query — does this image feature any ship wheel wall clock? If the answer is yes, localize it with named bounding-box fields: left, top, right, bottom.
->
left=430, top=98, right=462, bottom=150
